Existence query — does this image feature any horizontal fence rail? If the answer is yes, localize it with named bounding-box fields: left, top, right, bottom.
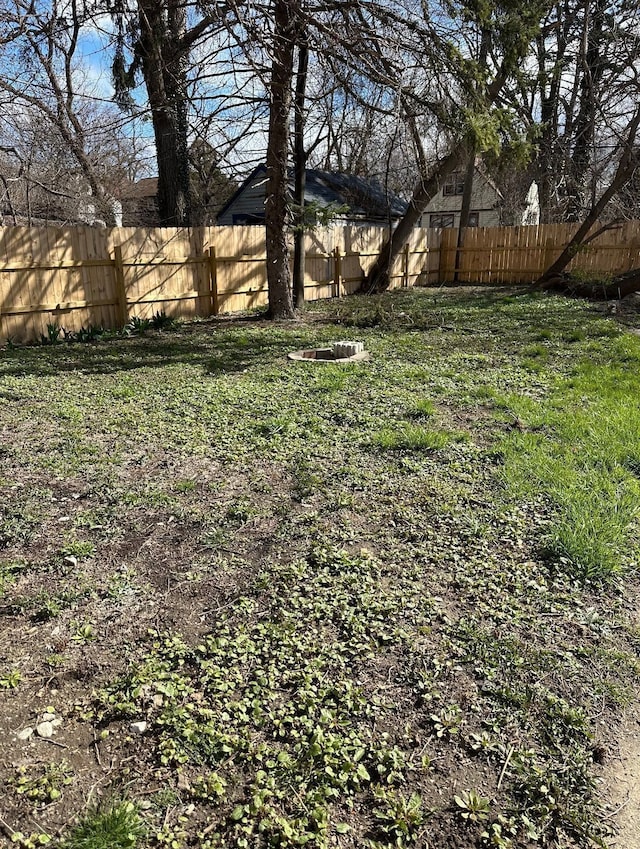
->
left=0, top=220, right=639, bottom=342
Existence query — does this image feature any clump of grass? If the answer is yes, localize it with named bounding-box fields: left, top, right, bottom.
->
left=60, top=800, right=145, bottom=849
left=372, top=424, right=462, bottom=451
left=408, top=398, right=436, bottom=419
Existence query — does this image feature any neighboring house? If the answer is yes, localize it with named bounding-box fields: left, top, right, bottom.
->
left=419, top=165, right=540, bottom=229
left=419, top=167, right=503, bottom=229
left=216, top=165, right=408, bottom=225
left=120, top=177, right=160, bottom=227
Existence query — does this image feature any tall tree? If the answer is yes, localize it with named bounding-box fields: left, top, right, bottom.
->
left=112, top=0, right=221, bottom=226
left=538, top=105, right=640, bottom=288
left=364, top=0, right=546, bottom=292
left=292, top=32, right=309, bottom=308
left=0, top=0, right=125, bottom=224
left=504, top=0, right=640, bottom=222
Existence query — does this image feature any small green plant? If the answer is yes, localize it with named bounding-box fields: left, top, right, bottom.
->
left=190, top=772, right=227, bottom=800
left=39, top=323, right=62, bottom=345
left=291, top=456, right=323, bottom=500
left=74, top=324, right=105, bottom=343
left=373, top=424, right=458, bottom=452
left=199, top=526, right=226, bottom=550
left=256, top=415, right=297, bottom=437
left=45, top=654, right=67, bottom=670
left=409, top=399, right=436, bottom=419
left=59, top=799, right=145, bottom=849
left=0, top=667, right=21, bottom=688
left=71, top=622, right=96, bottom=644
left=225, top=497, right=257, bottom=524
left=564, top=328, right=585, bottom=343
left=61, top=537, right=96, bottom=559
left=6, top=831, right=52, bottom=848
left=13, top=761, right=73, bottom=803
left=125, top=316, right=151, bottom=335
left=431, top=705, right=463, bottom=738
left=570, top=268, right=614, bottom=288
left=0, top=558, right=27, bottom=597
left=151, top=310, right=177, bottom=330
left=371, top=787, right=424, bottom=847
left=173, top=478, right=196, bottom=493
left=454, top=789, right=491, bottom=822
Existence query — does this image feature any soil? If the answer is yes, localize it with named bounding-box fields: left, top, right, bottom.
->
left=605, top=712, right=640, bottom=848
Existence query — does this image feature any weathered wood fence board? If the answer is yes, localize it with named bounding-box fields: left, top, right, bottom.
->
left=2, top=221, right=640, bottom=342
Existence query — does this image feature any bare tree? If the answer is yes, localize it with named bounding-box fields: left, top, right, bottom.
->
left=112, top=0, right=231, bottom=225
left=362, top=0, right=543, bottom=292
left=0, top=0, right=130, bottom=224
left=502, top=0, right=640, bottom=223
left=537, top=105, right=640, bottom=292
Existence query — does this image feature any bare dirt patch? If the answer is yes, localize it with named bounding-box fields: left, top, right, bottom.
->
left=602, top=707, right=640, bottom=849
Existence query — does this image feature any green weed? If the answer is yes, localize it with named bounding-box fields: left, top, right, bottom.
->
left=59, top=799, right=145, bottom=849
left=372, top=424, right=462, bottom=451
left=12, top=761, right=73, bottom=803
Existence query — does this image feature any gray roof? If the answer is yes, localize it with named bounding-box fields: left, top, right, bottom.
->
left=302, top=169, right=407, bottom=220
left=217, top=164, right=407, bottom=222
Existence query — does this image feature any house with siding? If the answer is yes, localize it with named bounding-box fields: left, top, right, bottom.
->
left=419, top=165, right=540, bottom=229
left=216, top=165, right=407, bottom=225
left=419, top=167, right=503, bottom=229
left=120, top=177, right=160, bottom=226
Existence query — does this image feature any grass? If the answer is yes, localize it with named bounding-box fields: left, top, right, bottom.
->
left=60, top=800, right=145, bottom=849
left=1, top=287, right=639, bottom=848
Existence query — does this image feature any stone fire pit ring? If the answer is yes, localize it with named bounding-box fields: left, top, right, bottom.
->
left=288, top=340, right=370, bottom=363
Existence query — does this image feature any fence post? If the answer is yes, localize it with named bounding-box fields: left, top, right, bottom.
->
left=113, top=244, right=128, bottom=327
left=208, top=246, right=219, bottom=316
left=333, top=246, right=342, bottom=297
left=403, top=243, right=410, bottom=287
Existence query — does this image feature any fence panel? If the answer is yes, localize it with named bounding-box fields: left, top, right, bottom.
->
left=4, top=220, right=640, bottom=343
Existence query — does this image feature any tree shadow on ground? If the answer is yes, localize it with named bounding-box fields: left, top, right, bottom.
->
left=0, top=325, right=318, bottom=379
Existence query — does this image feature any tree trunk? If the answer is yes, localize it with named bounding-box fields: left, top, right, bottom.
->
left=540, top=267, right=640, bottom=300
left=138, top=0, right=191, bottom=226
left=566, top=0, right=605, bottom=221
left=293, top=36, right=309, bottom=308
left=363, top=145, right=469, bottom=293
left=265, top=0, right=296, bottom=319
left=454, top=148, right=476, bottom=283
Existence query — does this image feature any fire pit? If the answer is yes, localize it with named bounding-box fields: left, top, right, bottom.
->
left=288, top=341, right=369, bottom=363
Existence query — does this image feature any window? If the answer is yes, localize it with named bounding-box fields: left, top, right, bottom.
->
left=443, top=172, right=465, bottom=196
left=430, top=213, right=455, bottom=229
left=468, top=212, right=479, bottom=227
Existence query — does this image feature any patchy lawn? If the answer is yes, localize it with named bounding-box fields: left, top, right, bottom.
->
left=1, top=288, right=639, bottom=849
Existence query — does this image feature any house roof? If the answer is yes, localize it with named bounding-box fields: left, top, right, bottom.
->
left=120, top=177, right=158, bottom=200
left=216, top=164, right=408, bottom=221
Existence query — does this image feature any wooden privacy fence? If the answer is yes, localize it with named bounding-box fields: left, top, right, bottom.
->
left=2, top=219, right=640, bottom=342
left=439, top=219, right=640, bottom=284
left=0, top=225, right=439, bottom=342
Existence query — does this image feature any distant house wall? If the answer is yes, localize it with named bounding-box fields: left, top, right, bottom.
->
left=120, top=178, right=160, bottom=227
left=419, top=170, right=501, bottom=229
left=217, top=173, right=268, bottom=225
